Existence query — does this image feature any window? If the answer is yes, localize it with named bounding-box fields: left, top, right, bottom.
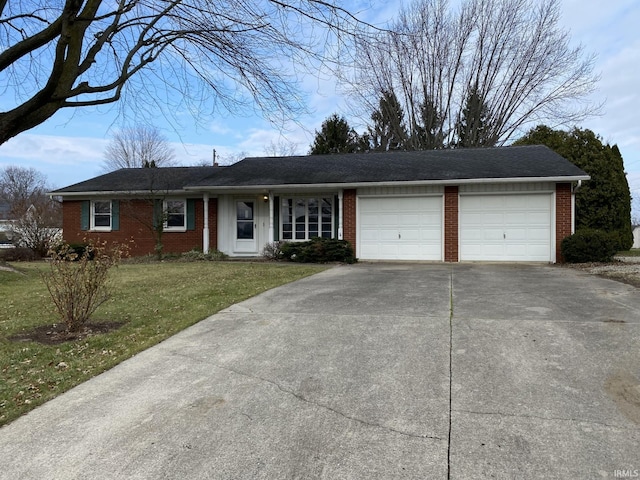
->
left=237, top=201, right=254, bottom=239
left=281, top=197, right=333, bottom=240
left=164, top=200, right=186, bottom=231
left=92, top=200, right=112, bottom=230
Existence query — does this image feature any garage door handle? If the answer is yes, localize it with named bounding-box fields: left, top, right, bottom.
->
left=398, top=233, right=401, bottom=239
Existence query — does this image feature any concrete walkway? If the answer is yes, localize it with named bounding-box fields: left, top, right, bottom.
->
left=0, top=264, right=639, bottom=479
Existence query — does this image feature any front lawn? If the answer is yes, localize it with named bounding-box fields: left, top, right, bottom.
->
left=0, top=261, right=325, bottom=426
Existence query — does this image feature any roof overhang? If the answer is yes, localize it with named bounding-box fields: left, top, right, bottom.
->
left=184, top=175, right=590, bottom=193
left=50, top=189, right=193, bottom=198
left=52, top=175, right=590, bottom=197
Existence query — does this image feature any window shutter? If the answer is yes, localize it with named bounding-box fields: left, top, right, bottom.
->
left=111, top=200, right=120, bottom=231
left=80, top=200, right=90, bottom=231
left=186, top=199, right=196, bottom=230
left=153, top=200, right=163, bottom=229
left=273, top=196, right=280, bottom=241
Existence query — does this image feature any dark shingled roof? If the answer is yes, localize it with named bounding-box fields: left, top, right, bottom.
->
left=190, top=145, right=587, bottom=187
left=52, top=146, right=588, bottom=195
left=52, top=166, right=219, bottom=194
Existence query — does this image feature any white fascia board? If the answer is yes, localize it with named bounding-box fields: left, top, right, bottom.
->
left=52, top=189, right=190, bottom=198
left=184, top=175, right=590, bottom=193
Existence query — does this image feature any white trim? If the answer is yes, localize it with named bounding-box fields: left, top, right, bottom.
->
left=268, top=192, right=274, bottom=242
left=338, top=190, right=344, bottom=240
left=163, top=199, right=187, bottom=232
left=279, top=196, right=335, bottom=242
left=203, top=193, right=210, bottom=252
left=54, top=189, right=191, bottom=198
left=183, top=176, right=590, bottom=193
left=90, top=200, right=112, bottom=232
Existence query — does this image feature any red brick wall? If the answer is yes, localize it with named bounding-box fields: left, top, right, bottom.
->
left=444, top=186, right=459, bottom=262
left=62, top=198, right=217, bottom=257
left=208, top=198, right=218, bottom=251
left=555, top=183, right=572, bottom=263
left=343, top=189, right=357, bottom=249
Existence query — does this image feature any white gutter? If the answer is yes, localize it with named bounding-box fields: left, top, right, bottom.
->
left=183, top=175, right=591, bottom=193
left=50, top=189, right=194, bottom=198
left=52, top=175, right=590, bottom=197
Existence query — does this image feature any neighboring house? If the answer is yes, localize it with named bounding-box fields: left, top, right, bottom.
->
left=51, top=145, right=589, bottom=263
left=0, top=200, right=15, bottom=246
left=633, top=226, right=640, bottom=249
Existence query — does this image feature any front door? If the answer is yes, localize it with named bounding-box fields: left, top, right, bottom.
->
left=235, top=200, right=256, bottom=253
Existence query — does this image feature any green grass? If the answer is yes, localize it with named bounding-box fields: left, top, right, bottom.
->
left=617, top=249, right=640, bottom=257
left=0, top=261, right=325, bottom=426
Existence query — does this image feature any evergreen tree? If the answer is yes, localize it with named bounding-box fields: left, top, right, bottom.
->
left=515, top=126, right=633, bottom=249
left=368, top=90, right=408, bottom=151
left=410, top=95, right=445, bottom=150
left=309, top=114, right=362, bottom=155
left=456, top=86, right=492, bottom=147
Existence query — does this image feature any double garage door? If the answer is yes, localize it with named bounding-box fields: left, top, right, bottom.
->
left=357, top=193, right=553, bottom=262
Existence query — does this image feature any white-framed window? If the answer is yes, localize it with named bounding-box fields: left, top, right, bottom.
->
left=164, top=199, right=186, bottom=231
left=281, top=197, right=333, bottom=240
left=91, top=200, right=112, bottom=231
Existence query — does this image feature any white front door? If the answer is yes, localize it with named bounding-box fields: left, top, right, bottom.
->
left=358, top=196, right=443, bottom=260
left=235, top=200, right=257, bottom=253
left=459, top=193, right=552, bottom=261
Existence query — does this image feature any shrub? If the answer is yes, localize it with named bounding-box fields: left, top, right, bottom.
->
left=262, top=241, right=285, bottom=260
left=280, top=238, right=356, bottom=264
left=42, top=241, right=128, bottom=333
left=53, top=242, right=94, bottom=261
left=179, top=248, right=228, bottom=262
left=561, top=229, right=618, bottom=263
left=0, top=247, right=38, bottom=262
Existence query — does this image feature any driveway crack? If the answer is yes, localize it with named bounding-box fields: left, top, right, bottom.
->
left=215, top=363, right=444, bottom=442
left=453, top=408, right=639, bottom=431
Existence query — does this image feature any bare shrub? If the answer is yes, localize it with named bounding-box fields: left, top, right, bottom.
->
left=42, top=241, right=128, bottom=333
left=262, top=241, right=286, bottom=260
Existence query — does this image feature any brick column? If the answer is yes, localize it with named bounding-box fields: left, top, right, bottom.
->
left=342, top=189, right=357, bottom=250
left=209, top=198, right=218, bottom=251
left=555, top=183, right=572, bottom=263
left=444, top=186, right=459, bottom=262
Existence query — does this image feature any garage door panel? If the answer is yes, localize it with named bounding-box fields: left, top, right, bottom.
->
left=358, top=196, right=442, bottom=261
left=460, top=194, right=552, bottom=262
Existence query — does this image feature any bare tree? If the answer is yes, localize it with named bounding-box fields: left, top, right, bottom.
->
left=0, top=1, right=364, bottom=146
left=265, top=139, right=299, bottom=157
left=0, top=166, right=61, bottom=255
left=344, top=0, right=599, bottom=147
left=103, top=125, right=176, bottom=171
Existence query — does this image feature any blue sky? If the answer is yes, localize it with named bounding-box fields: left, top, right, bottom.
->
left=1, top=0, right=639, bottom=216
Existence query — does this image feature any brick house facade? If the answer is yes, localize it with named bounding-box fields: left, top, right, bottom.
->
left=53, top=147, right=588, bottom=263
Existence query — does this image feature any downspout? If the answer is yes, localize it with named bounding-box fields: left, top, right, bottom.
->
left=571, top=180, right=582, bottom=234
left=338, top=190, right=344, bottom=240
left=203, top=193, right=210, bottom=252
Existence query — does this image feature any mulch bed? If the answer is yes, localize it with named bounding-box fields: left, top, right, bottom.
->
left=9, top=321, right=127, bottom=345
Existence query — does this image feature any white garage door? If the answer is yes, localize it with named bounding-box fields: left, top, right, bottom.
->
left=358, top=196, right=442, bottom=260
left=460, top=194, right=552, bottom=262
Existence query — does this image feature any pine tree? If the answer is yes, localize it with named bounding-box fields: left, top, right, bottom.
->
left=410, top=95, right=445, bottom=150
left=309, top=114, right=362, bottom=154
left=456, top=86, right=492, bottom=147
left=368, top=90, right=408, bottom=151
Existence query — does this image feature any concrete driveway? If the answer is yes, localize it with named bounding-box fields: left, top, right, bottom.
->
left=1, top=264, right=639, bottom=479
